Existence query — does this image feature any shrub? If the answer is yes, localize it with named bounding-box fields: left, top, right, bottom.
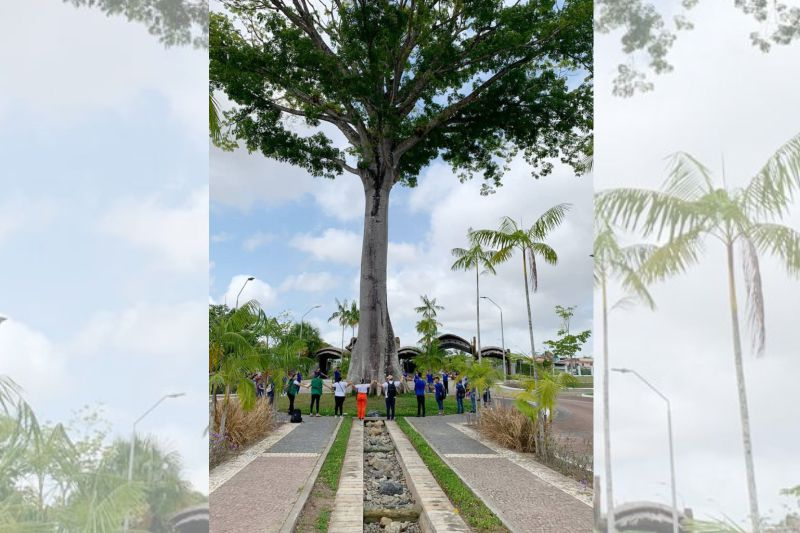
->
left=477, top=403, right=538, bottom=454
left=212, top=397, right=275, bottom=449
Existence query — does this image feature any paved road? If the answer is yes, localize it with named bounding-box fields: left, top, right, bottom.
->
left=210, top=417, right=338, bottom=533
left=408, top=415, right=593, bottom=533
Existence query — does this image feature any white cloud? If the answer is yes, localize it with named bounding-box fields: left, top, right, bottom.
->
left=0, top=317, right=68, bottom=404
left=211, top=232, right=233, bottom=243
left=101, top=187, right=208, bottom=272
left=280, top=272, right=340, bottom=293
left=290, top=228, right=362, bottom=265
left=310, top=175, right=365, bottom=221
left=220, top=275, right=278, bottom=310
left=242, top=231, right=275, bottom=252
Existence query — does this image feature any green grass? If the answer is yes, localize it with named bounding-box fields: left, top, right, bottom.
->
left=318, top=416, right=352, bottom=490
left=314, top=508, right=331, bottom=532
left=396, top=417, right=509, bottom=533
left=276, top=392, right=465, bottom=418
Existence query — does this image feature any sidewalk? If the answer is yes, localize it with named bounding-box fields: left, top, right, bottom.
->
left=210, top=417, right=339, bottom=533
left=406, top=415, right=593, bottom=533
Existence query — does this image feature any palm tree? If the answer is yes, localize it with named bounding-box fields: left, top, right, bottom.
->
left=594, top=213, right=656, bottom=531
left=451, top=230, right=497, bottom=364
left=414, top=294, right=444, bottom=322
left=596, top=134, right=800, bottom=533
left=473, top=204, right=571, bottom=384
left=347, top=301, right=360, bottom=341
left=514, top=369, right=577, bottom=457
left=328, top=298, right=351, bottom=351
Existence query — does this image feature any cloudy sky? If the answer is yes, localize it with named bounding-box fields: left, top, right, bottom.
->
left=0, top=2, right=208, bottom=492
left=595, top=1, right=800, bottom=525
left=209, top=74, right=593, bottom=363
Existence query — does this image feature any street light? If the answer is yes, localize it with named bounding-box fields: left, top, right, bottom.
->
left=299, top=304, right=322, bottom=341
left=612, top=368, right=679, bottom=533
left=123, top=392, right=185, bottom=533
left=235, top=276, right=256, bottom=308
left=481, top=296, right=506, bottom=382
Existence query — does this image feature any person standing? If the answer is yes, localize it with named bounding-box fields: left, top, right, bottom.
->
left=414, top=372, right=426, bottom=417
left=286, top=371, right=301, bottom=415
left=382, top=375, right=399, bottom=420
left=434, top=376, right=445, bottom=415
left=332, top=377, right=349, bottom=417
left=468, top=385, right=477, bottom=414
left=355, top=378, right=370, bottom=420
left=455, top=379, right=466, bottom=414
left=334, top=367, right=341, bottom=384
left=442, top=371, right=449, bottom=395
left=265, top=372, right=275, bottom=407
left=309, top=371, right=324, bottom=417
left=426, top=370, right=434, bottom=393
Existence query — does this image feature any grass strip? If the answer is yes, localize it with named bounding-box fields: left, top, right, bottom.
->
left=314, top=508, right=331, bottom=532
left=275, top=392, right=466, bottom=418
left=396, top=417, right=509, bottom=533
left=318, top=416, right=353, bottom=490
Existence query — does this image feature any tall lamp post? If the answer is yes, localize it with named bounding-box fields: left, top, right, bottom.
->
left=299, top=304, right=322, bottom=341
left=235, top=276, right=255, bottom=308
left=481, top=296, right=506, bottom=382
left=612, top=368, right=679, bottom=533
left=123, top=392, right=185, bottom=533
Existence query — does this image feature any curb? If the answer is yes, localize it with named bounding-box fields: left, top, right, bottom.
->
left=278, top=417, right=344, bottom=533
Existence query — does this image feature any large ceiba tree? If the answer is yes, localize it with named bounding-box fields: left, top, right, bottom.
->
left=210, top=0, right=592, bottom=381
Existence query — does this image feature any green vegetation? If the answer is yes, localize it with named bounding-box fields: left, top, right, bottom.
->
left=396, top=417, right=508, bottom=533
left=318, top=417, right=353, bottom=490
left=314, top=508, right=332, bottom=532
left=0, top=377, right=203, bottom=532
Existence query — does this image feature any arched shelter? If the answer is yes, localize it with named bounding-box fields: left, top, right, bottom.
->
left=314, top=346, right=345, bottom=373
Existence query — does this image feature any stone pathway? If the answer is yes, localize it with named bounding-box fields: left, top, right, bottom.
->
left=210, top=417, right=339, bottom=533
left=407, top=415, right=593, bottom=533
left=328, top=422, right=364, bottom=533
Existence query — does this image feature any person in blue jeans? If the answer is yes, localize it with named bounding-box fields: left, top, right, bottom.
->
left=434, top=376, right=445, bottom=415
left=455, top=380, right=466, bottom=414
left=468, top=386, right=477, bottom=413
left=426, top=370, right=434, bottom=393
left=414, top=372, right=426, bottom=417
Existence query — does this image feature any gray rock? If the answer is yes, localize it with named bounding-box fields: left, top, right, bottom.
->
left=379, top=481, right=403, bottom=495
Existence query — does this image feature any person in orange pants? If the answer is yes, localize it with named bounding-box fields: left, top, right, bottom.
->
left=355, top=377, right=370, bottom=420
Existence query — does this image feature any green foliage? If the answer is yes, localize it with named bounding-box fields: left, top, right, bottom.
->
left=317, top=417, right=353, bottom=490
left=396, top=418, right=508, bottom=532
left=210, top=0, right=592, bottom=186
left=514, top=371, right=576, bottom=457
left=542, top=305, right=591, bottom=360
left=0, top=378, right=200, bottom=532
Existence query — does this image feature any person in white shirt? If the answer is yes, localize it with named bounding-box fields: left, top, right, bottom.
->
left=332, top=377, right=351, bottom=417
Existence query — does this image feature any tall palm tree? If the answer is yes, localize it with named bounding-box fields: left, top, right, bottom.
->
left=414, top=294, right=444, bottom=322
left=347, top=301, right=360, bottom=341
left=594, top=213, right=656, bottom=532
left=473, top=204, right=571, bottom=384
left=451, top=230, right=497, bottom=364
left=596, top=134, right=800, bottom=533
left=328, top=298, right=351, bottom=351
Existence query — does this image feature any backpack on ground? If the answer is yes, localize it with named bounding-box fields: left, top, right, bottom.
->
left=290, top=409, right=303, bottom=423
left=387, top=381, right=397, bottom=399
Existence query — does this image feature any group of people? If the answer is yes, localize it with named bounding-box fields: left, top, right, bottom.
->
left=251, top=366, right=490, bottom=421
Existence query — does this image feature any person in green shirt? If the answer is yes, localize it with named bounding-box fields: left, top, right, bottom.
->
left=309, top=371, right=324, bottom=417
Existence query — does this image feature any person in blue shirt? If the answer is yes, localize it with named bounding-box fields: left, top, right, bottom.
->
left=455, top=380, right=466, bottom=414
left=414, top=372, right=426, bottom=417
left=334, top=367, right=341, bottom=383
left=442, top=371, right=449, bottom=395
left=426, top=370, right=434, bottom=393
left=434, top=376, right=445, bottom=415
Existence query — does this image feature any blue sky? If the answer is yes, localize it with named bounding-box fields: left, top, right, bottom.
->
left=0, top=2, right=208, bottom=492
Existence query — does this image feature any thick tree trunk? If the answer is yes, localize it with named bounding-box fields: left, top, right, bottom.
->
left=726, top=243, right=761, bottom=533
left=348, top=175, right=401, bottom=382
left=602, top=275, right=615, bottom=532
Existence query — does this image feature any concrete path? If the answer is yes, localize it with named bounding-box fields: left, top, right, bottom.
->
left=210, top=417, right=339, bottom=533
left=407, top=415, right=593, bottom=533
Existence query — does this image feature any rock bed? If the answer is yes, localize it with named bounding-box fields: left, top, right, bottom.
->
left=363, top=420, right=420, bottom=533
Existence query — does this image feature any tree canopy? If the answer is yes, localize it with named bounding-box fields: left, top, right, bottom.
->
left=211, top=0, right=592, bottom=190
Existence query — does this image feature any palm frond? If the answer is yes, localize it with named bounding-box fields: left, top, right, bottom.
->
left=741, top=132, right=800, bottom=218
left=663, top=151, right=715, bottom=200
left=740, top=236, right=766, bottom=358
left=596, top=188, right=707, bottom=240
left=749, top=222, right=800, bottom=277
left=530, top=203, right=572, bottom=240
left=639, top=226, right=707, bottom=283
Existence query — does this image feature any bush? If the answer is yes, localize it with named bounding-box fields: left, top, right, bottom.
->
left=212, top=397, right=275, bottom=449
left=477, top=403, right=538, bottom=454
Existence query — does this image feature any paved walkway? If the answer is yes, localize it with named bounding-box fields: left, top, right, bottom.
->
left=328, top=422, right=363, bottom=533
left=407, top=415, right=593, bottom=533
left=210, top=417, right=339, bottom=533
